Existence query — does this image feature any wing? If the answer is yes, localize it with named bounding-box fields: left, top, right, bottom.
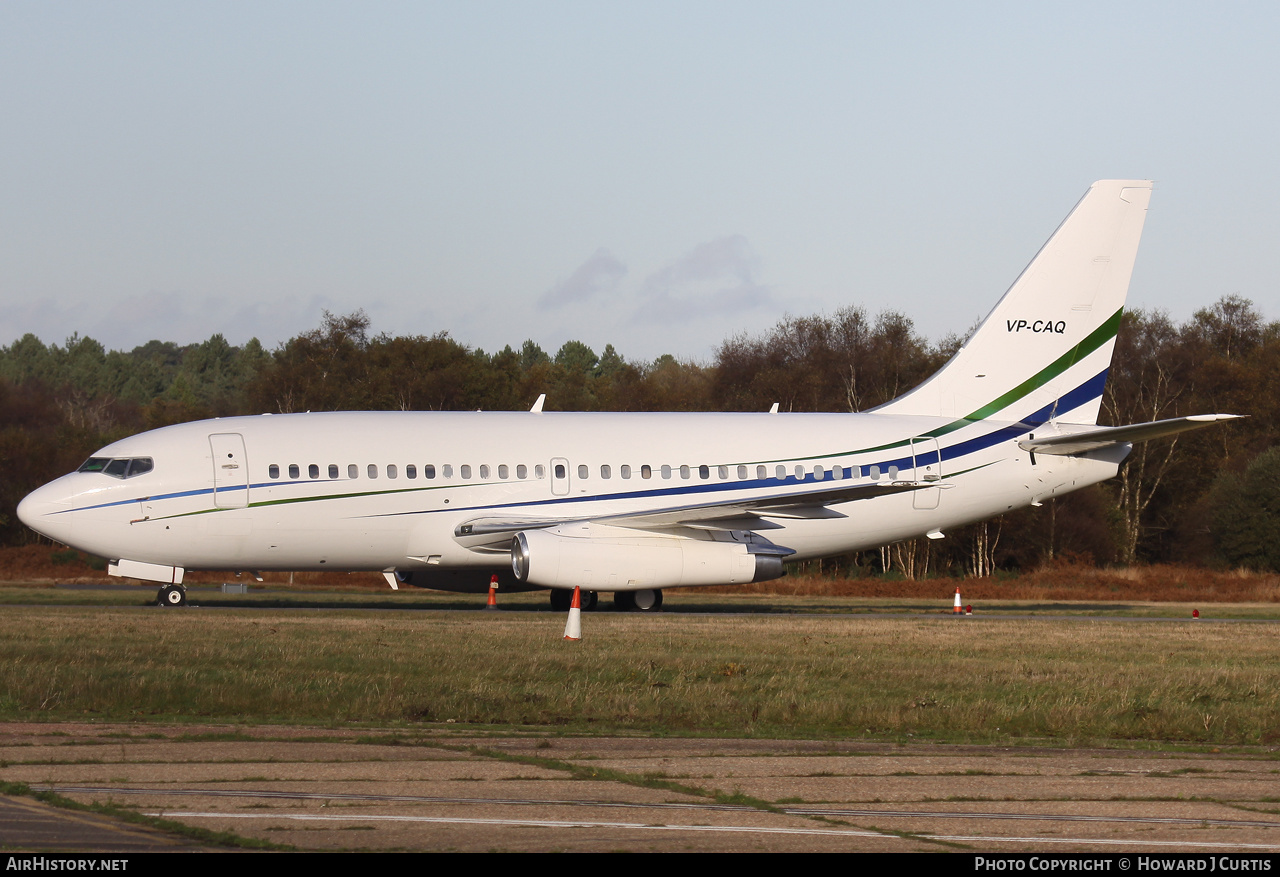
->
left=452, top=478, right=944, bottom=551
left=1018, top=414, right=1243, bottom=456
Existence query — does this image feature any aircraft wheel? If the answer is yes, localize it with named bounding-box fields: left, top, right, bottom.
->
left=632, top=588, right=663, bottom=611
left=549, top=589, right=597, bottom=611
left=613, top=591, right=636, bottom=612
left=159, top=585, right=186, bottom=607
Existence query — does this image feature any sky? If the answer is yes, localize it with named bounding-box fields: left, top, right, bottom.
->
left=2, top=2, right=1278, bottom=363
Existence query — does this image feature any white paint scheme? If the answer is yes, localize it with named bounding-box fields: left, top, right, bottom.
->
left=16, top=181, right=1237, bottom=598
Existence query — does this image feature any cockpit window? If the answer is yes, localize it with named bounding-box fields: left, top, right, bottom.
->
left=79, top=457, right=154, bottom=479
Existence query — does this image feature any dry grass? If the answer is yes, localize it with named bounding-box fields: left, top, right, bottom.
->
left=711, top=563, right=1280, bottom=603
left=1, top=606, right=1276, bottom=746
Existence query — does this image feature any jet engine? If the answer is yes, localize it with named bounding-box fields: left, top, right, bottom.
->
left=510, top=523, right=789, bottom=591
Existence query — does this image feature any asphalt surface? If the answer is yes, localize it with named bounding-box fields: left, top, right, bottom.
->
left=3, top=722, right=1279, bottom=853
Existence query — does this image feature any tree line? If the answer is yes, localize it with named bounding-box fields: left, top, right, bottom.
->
left=2, top=295, right=1276, bottom=574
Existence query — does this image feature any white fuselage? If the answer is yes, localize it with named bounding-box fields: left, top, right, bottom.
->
left=17, top=409, right=1125, bottom=585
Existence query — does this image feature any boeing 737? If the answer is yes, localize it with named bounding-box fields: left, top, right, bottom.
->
left=17, top=180, right=1239, bottom=611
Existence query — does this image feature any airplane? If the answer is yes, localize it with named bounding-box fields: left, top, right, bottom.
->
left=16, top=180, right=1240, bottom=614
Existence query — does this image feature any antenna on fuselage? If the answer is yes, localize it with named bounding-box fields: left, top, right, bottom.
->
left=530, top=394, right=546, bottom=413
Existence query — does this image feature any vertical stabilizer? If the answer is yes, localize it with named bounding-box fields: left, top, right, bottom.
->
left=877, top=180, right=1152, bottom=425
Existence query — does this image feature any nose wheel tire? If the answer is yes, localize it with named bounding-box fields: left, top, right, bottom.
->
left=158, top=585, right=187, bottom=607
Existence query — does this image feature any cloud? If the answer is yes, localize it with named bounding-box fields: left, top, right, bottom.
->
left=0, top=298, right=71, bottom=348
left=634, top=235, right=774, bottom=322
left=538, top=247, right=627, bottom=310
left=1, top=290, right=339, bottom=352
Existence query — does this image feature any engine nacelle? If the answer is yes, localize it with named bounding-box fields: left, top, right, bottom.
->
left=510, top=524, right=788, bottom=591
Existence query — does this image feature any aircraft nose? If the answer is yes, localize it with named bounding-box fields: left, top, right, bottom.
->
left=16, top=483, right=71, bottom=540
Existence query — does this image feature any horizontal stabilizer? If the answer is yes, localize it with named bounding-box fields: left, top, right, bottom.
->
left=1018, top=414, right=1243, bottom=456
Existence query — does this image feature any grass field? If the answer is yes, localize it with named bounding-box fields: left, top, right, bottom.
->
left=1, top=601, right=1276, bottom=747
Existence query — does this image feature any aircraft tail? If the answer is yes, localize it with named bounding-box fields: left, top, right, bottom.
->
left=877, top=180, right=1153, bottom=426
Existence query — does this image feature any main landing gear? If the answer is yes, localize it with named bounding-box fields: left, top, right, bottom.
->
left=157, top=584, right=187, bottom=607
left=614, top=589, right=663, bottom=612
left=547, top=588, right=664, bottom=612
left=549, top=589, right=597, bottom=611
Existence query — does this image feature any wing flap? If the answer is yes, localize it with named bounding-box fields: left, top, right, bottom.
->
left=454, top=479, right=944, bottom=547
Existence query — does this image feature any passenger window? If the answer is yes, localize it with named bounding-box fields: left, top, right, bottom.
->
left=757, top=465, right=767, bottom=479
left=718, top=466, right=728, bottom=479
left=795, top=465, right=805, bottom=480
left=443, top=464, right=453, bottom=478
left=641, top=465, right=652, bottom=479
left=814, top=466, right=825, bottom=480
left=498, top=464, right=509, bottom=478
left=388, top=464, right=398, bottom=479
left=348, top=464, right=358, bottom=479
left=289, top=464, right=300, bottom=479
left=621, top=465, right=631, bottom=479
left=888, top=465, right=899, bottom=479
left=329, top=464, right=339, bottom=479
left=479, top=465, right=489, bottom=478
left=679, top=465, right=690, bottom=479
left=406, top=465, right=417, bottom=479
left=555, top=463, right=566, bottom=479
left=832, top=465, right=843, bottom=481
left=461, top=465, right=472, bottom=479
left=269, top=464, right=280, bottom=479
left=368, top=464, right=378, bottom=479
left=516, top=464, right=527, bottom=479
left=700, top=465, right=711, bottom=480
left=535, top=464, right=545, bottom=479
left=425, top=465, right=436, bottom=479
left=661, top=465, right=672, bottom=479
left=737, top=465, right=747, bottom=479
left=578, top=464, right=588, bottom=479
left=869, top=465, right=881, bottom=479
left=309, top=464, right=320, bottom=479
left=600, top=464, right=611, bottom=479
left=775, top=465, right=786, bottom=480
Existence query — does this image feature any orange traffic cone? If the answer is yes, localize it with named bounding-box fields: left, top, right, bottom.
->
left=485, top=574, right=499, bottom=610
left=953, top=587, right=962, bottom=615
left=563, top=586, right=582, bottom=641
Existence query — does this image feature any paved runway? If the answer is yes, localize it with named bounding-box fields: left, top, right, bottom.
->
left=2, top=722, right=1279, bottom=852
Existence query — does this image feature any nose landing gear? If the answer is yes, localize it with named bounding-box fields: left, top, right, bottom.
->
left=157, top=584, right=187, bottom=607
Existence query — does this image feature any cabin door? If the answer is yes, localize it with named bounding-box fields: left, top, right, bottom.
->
left=210, top=433, right=250, bottom=509
left=909, top=436, right=942, bottom=510
left=550, top=457, right=570, bottom=496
